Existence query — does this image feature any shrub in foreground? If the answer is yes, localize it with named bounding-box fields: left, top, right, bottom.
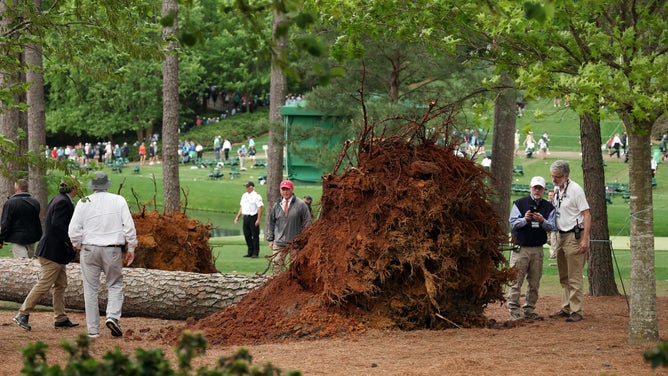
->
left=20, top=330, right=301, bottom=376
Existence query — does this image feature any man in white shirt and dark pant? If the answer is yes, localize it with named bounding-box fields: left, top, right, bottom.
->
left=234, top=181, right=264, bottom=258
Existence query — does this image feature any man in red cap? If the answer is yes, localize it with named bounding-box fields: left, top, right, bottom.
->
left=266, top=180, right=312, bottom=275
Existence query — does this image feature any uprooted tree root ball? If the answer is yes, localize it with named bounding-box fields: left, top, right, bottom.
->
left=191, top=120, right=514, bottom=345
left=131, top=211, right=217, bottom=273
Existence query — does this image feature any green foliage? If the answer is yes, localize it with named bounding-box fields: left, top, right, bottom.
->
left=20, top=330, right=301, bottom=376
left=645, top=342, right=668, bottom=369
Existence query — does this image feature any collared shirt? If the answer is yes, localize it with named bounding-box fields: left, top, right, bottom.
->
left=554, top=179, right=589, bottom=231
left=240, top=190, right=263, bottom=215
left=68, top=191, right=138, bottom=252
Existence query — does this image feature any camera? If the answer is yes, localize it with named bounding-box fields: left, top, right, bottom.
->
left=529, top=205, right=537, bottom=213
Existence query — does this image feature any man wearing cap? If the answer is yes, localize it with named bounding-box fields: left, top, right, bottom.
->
left=14, top=179, right=80, bottom=331
left=68, top=171, right=137, bottom=338
left=266, top=180, right=312, bottom=275
left=549, top=160, right=591, bottom=323
left=507, top=176, right=556, bottom=321
left=234, top=181, right=264, bottom=258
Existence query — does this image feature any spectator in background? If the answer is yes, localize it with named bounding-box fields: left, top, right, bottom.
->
left=237, top=144, right=248, bottom=170
left=0, top=179, right=42, bottom=258
left=223, top=138, right=232, bottom=161
left=139, top=142, right=147, bottom=165
left=303, top=195, right=314, bottom=218
left=608, top=133, right=622, bottom=158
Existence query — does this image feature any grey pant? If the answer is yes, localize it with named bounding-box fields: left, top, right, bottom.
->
left=507, top=245, right=544, bottom=314
left=80, top=245, right=124, bottom=336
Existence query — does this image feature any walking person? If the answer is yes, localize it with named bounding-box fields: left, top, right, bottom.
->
left=266, top=180, right=312, bottom=275
left=507, top=176, right=556, bottom=321
left=234, top=181, right=264, bottom=258
left=68, top=171, right=137, bottom=338
left=548, top=160, right=591, bottom=322
left=0, top=179, right=42, bottom=258
left=13, top=180, right=80, bottom=331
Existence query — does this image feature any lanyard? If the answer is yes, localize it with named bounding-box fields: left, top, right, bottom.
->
left=555, top=180, right=569, bottom=208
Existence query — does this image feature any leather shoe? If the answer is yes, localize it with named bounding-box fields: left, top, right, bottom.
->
left=55, top=319, right=80, bottom=328
left=243, top=255, right=252, bottom=257
left=13, top=314, right=31, bottom=331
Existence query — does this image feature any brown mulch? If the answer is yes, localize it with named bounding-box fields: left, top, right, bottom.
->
left=1, top=295, right=667, bottom=375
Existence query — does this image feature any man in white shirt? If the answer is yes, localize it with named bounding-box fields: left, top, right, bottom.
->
left=68, top=171, right=137, bottom=338
left=234, top=181, right=264, bottom=258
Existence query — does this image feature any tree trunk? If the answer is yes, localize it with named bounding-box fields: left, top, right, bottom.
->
left=266, top=7, right=288, bottom=221
left=161, top=0, right=180, bottom=215
left=25, top=0, right=48, bottom=225
left=626, top=121, right=659, bottom=344
left=489, top=72, right=516, bottom=231
left=0, top=0, right=20, bottom=203
left=580, top=112, right=618, bottom=295
left=0, top=258, right=265, bottom=320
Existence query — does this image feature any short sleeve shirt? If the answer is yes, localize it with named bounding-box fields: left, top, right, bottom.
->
left=240, top=191, right=263, bottom=215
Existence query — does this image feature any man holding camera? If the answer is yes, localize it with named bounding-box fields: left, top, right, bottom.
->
left=549, top=160, right=591, bottom=323
left=508, top=176, right=556, bottom=321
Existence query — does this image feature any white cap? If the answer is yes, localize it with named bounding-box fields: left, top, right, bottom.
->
left=530, top=176, right=546, bottom=188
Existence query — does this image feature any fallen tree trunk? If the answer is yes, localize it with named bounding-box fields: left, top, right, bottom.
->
left=0, top=258, right=266, bottom=319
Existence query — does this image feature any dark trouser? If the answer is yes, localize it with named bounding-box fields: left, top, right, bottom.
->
left=224, top=148, right=230, bottom=161
left=243, top=214, right=260, bottom=256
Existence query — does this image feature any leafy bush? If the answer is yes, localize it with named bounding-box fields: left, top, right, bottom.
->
left=645, top=341, right=668, bottom=369
left=20, top=330, right=301, bottom=376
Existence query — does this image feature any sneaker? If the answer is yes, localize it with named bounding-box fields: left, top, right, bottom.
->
left=509, top=311, right=523, bottom=321
left=524, top=312, right=544, bottom=321
left=549, top=309, right=570, bottom=319
left=105, top=318, right=123, bottom=337
left=88, top=333, right=100, bottom=339
left=54, top=319, right=80, bottom=328
left=566, top=312, right=583, bottom=322
left=13, top=314, right=31, bottom=331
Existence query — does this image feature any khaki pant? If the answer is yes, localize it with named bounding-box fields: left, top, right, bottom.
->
left=507, top=245, right=544, bottom=315
left=554, top=232, right=587, bottom=314
left=20, top=257, right=69, bottom=322
left=12, top=243, right=35, bottom=259
left=270, top=244, right=294, bottom=276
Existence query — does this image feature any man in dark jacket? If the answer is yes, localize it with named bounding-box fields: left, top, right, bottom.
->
left=13, top=180, right=80, bottom=331
left=507, top=176, right=556, bottom=321
left=0, top=179, right=42, bottom=258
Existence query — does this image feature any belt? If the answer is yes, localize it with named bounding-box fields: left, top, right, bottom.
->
left=558, top=229, right=575, bottom=234
left=86, top=244, right=124, bottom=248
left=244, top=214, right=257, bottom=217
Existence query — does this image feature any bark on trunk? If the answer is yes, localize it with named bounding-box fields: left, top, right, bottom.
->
left=580, top=113, right=618, bottom=295
left=626, top=122, right=659, bottom=344
left=266, top=7, right=288, bottom=221
left=0, top=258, right=265, bottom=320
left=161, top=0, right=181, bottom=215
left=490, top=72, right=516, bottom=230
left=25, top=2, right=49, bottom=226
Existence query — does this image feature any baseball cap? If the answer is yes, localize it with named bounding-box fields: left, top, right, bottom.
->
left=530, top=176, right=546, bottom=188
left=245, top=181, right=254, bottom=187
left=279, top=180, right=294, bottom=189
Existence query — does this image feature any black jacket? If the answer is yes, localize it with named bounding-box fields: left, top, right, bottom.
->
left=0, top=192, right=42, bottom=244
left=36, top=193, right=76, bottom=264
